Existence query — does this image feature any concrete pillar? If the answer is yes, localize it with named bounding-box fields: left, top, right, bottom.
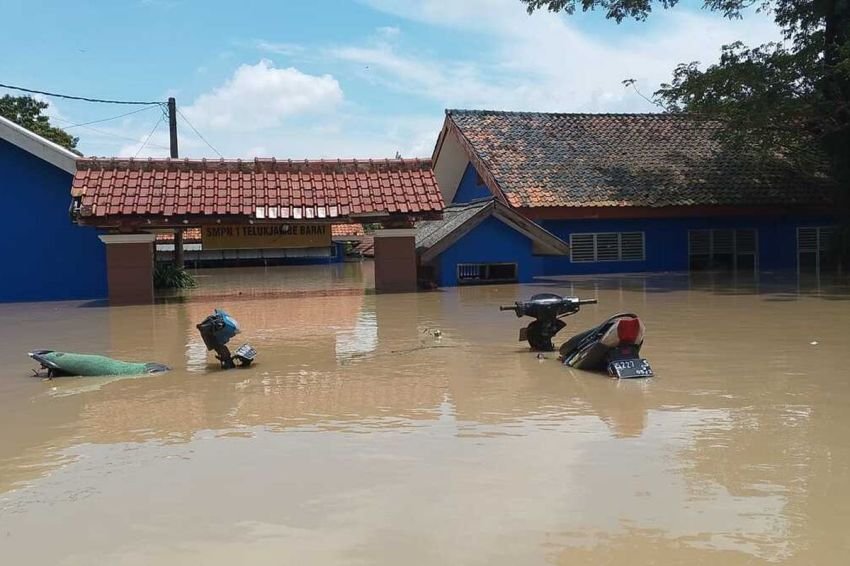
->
left=374, top=228, right=417, bottom=293
left=173, top=229, right=185, bottom=268
left=98, top=234, right=156, bottom=305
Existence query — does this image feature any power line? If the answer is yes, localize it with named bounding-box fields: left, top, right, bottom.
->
left=0, top=81, right=162, bottom=105
left=177, top=108, right=223, bottom=158
left=50, top=116, right=171, bottom=150
left=134, top=111, right=167, bottom=158
left=622, top=79, right=666, bottom=110
left=65, top=104, right=163, bottom=129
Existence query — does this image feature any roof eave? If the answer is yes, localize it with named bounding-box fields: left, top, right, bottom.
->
left=0, top=115, right=78, bottom=174
left=418, top=199, right=570, bottom=262
left=419, top=201, right=495, bottom=263
left=491, top=201, right=570, bottom=255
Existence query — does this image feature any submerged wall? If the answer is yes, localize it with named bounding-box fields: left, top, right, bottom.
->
left=0, top=139, right=107, bottom=302
left=436, top=216, right=543, bottom=287
left=424, top=205, right=834, bottom=288
left=539, top=215, right=835, bottom=276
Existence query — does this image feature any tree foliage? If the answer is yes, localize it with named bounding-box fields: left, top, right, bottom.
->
left=522, top=0, right=850, bottom=214
left=0, top=95, right=79, bottom=152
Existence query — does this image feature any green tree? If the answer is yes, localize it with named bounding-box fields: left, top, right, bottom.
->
left=521, top=0, right=850, bottom=227
left=0, top=95, right=79, bottom=152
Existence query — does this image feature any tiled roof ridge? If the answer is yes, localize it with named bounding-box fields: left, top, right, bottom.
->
left=76, top=157, right=432, bottom=173
left=446, top=109, right=710, bottom=120
left=443, top=197, right=496, bottom=212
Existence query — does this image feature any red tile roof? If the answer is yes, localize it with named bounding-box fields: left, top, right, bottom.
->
left=155, top=228, right=203, bottom=242
left=445, top=110, right=833, bottom=209
left=72, top=158, right=443, bottom=223
left=331, top=224, right=365, bottom=237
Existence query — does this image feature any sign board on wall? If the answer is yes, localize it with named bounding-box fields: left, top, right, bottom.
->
left=201, top=224, right=331, bottom=250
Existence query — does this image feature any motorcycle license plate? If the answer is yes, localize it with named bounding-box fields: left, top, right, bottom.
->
left=608, top=358, right=654, bottom=379
left=519, top=327, right=528, bottom=342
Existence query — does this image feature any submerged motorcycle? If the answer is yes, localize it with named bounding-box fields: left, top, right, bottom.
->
left=500, top=294, right=598, bottom=351
left=196, top=309, right=257, bottom=369
left=500, top=293, right=653, bottom=378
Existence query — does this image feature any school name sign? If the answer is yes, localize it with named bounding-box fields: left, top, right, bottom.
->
left=202, top=224, right=331, bottom=250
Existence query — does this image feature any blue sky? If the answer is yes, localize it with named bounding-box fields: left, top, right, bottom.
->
left=1, top=0, right=780, bottom=159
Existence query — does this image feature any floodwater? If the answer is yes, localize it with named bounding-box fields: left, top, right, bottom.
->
left=1, top=264, right=849, bottom=565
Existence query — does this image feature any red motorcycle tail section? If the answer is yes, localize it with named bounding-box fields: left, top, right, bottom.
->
left=616, top=318, right=641, bottom=344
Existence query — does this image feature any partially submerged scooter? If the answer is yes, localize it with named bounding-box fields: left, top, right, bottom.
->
left=500, top=294, right=598, bottom=351
left=196, top=309, right=256, bottom=369
left=500, top=294, right=653, bottom=378
left=28, top=350, right=169, bottom=378
left=558, top=313, right=653, bottom=379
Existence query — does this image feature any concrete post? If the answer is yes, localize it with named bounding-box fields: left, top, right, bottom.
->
left=98, top=234, right=156, bottom=305
left=374, top=228, right=417, bottom=293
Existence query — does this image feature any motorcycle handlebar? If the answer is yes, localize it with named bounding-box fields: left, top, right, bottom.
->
left=576, top=298, right=598, bottom=305
left=499, top=305, right=518, bottom=311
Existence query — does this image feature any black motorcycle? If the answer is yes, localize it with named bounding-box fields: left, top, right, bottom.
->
left=196, top=309, right=257, bottom=369
left=500, top=294, right=653, bottom=378
left=500, top=293, right=598, bottom=351
left=559, top=312, right=653, bottom=378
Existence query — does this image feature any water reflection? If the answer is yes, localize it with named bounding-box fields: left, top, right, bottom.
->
left=0, top=268, right=848, bottom=564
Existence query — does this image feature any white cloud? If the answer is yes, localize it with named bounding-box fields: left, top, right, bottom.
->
left=352, top=0, right=782, bottom=112
left=111, top=112, right=438, bottom=160
left=90, top=57, right=435, bottom=160
left=75, top=0, right=784, bottom=159
left=182, top=59, right=343, bottom=131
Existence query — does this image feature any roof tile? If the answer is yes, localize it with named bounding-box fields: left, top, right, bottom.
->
left=74, top=158, right=443, bottom=220
left=447, top=110, right=832, bottom=208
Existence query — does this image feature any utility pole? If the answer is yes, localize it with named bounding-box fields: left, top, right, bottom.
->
left=167, top=97, right=179, bottom=158
left=167, top=97, right=185, bottom=268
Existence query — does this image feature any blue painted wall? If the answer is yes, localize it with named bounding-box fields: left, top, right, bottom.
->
left=452, top=163, right=493, bottom=204
left=539, top=215, right=835, bottom=276
left=436, top=216, right=543, bottom=286
left=430, top=162, right=836, bottom=286
left=0, top=139, right=107, bottom=302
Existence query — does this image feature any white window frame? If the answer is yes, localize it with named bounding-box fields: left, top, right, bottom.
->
left=687, top=228, right=759, bottom=272
left=569, top=232, right=645, bottom=263
left=797, top=226, right=837, bottom=274
left=456, top=262, right=518, bottom=284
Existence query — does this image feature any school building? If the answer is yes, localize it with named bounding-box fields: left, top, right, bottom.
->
left=419, top=110, right=836, bottom=286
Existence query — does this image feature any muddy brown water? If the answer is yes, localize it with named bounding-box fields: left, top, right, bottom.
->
left=1, top=264, right=849, bottom=565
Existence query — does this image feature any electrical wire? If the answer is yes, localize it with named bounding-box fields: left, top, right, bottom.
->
left=0, top=81, right=162, bottom=105
left=50, top=116, right=171, bottom=150
left=623, top=79, right=666, bottom=110
left=134, top=111, right=167, bottom=158
left=64, top=104, right=163, bottom=129
left=177, top=108, right=223, bottom=158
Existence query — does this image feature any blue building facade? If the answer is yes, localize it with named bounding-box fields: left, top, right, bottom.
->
left=424, top=111, right=836, bottom=287
left=538, top=215, right=834, bottom=276
left=444, top=162, right=834, bottom=280
left=434, top=216, right=544, bottom=286
left=0, top=122, right=107, bottom=302
left=415, top=195, right=569, bottom=287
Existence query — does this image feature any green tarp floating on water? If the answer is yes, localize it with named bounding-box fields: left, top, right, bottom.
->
left=29, top=350, right=169, bottom=377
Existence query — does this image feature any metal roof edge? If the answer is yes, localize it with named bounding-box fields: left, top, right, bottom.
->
left=0, top=114, right=78, bottom=174
left=418, top=200, right=494, bottom=263
left=490, top=201, right=570, bottom=255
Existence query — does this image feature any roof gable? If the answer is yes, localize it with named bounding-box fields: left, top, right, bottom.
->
left=415, top=197, right=569, bottom=262
left=0, top=115, right=77, bottom=174
left=444, top=110, right=832, bottom=210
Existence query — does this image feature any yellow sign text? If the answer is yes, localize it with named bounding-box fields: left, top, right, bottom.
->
left=202, top=224, right=331, bottom=250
